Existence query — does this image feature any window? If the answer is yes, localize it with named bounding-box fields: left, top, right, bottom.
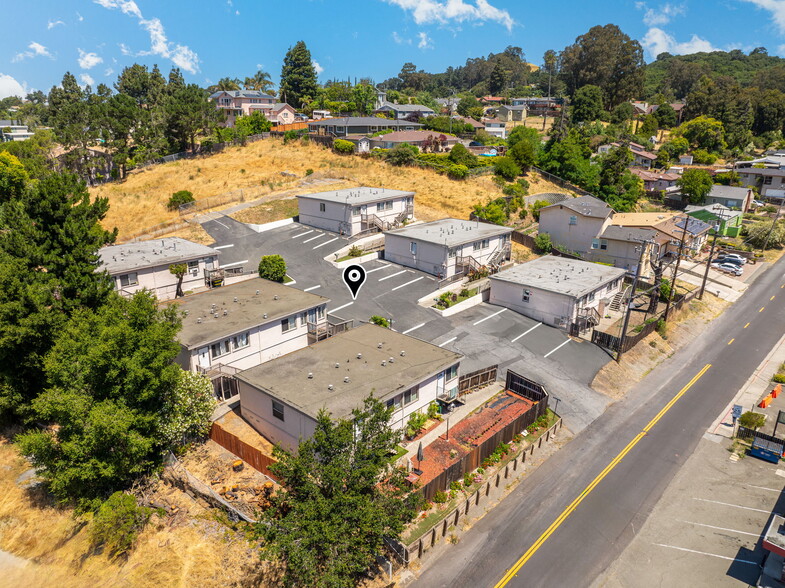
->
left=319, top=202, right=326, bottom=212
left=569, top=215, right=578, bottom=225
left=445, top=365, right=459, bottom=380
left=522, top=289, right=531, bottom=303
left=404, top=386, right=419, bottom=406
left=377, top=201, right=384, bottom=212
left=448, top=248, right=457, bottom=258
left=272, top=400, right=285, bottom=421
left=386, top=396, right=402, bottom=410
left=410, top=242, right=417, bottom=255
left=210, top=339, right=231, bottom=358
left=281, top=316, right=297, bottom=333
left=588, top=290, right=596, bottom=302
left=231, top=332, right=249, bottom=350
left=299, top=312, right=307, bottom=326
left=764, top=176, right=773, bottom=185
left=187, top=260, right=199, bottom=275
left=352, top=206, right=361, bottom=216
left=481, top=239, right=490, bottom=249
left=317, top=306, right=325, bottom=320
left=473, top=241, right=481, bottom=251
left=385, top=200, right=393, bottom=210
left=119, top=272, right=138, bottom=287
left=600, top=239, right=608, bottom=250
left=591, top=239, right=600, bottom=250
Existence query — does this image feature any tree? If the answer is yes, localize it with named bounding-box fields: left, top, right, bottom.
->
left=280, top=41, right=319, bottom=108
left=244, top=70, right=275, bottom=94
left=258, top=254, right=287, bottom=282
left=0, top=151, right=29, bottom=203
left=531, top=199, right=551, bottom=221
left=473, top=200, right=508, bottom=225
left=674, top=115, right=727, bottom=153
left=256, top=395, right=415, bottom=588
left=169, top=263, right=187, bottom=298
left=637, top=114, right=659, bottom=139
left=159, top=370, right=216, bottom=447
left=611, top=102, right=634, bottom=126
left=535, top=233, right=552, bottom=252
left=235, top=111, right=273, bottom=136
left=747, top=221, right=785, bottom=249
left=654, top=103, right=677, bottom=128
left=494, top=156, right=521, bottom=181
left=570, top=85, right=604, bottom=123
left=351, top=83, right=376, bottom=115
left=104, top=93, right=140, bottom=179
left=677, top=168, right=714, bottom=204
left=488, top=62, right=508, bottom=95
left=448, top=143, right=478, bottom=167
left=457, top=95, right=482, bottom=118
left=90, top=492, right=152, bottom=557
left=164, top=84, right=220, bottom=152
left=209, top=77, right=241, bottom=92
left=385, top=143, right=418, bottom=166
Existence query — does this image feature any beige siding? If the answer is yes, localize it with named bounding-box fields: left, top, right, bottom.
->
left=538, top=206, right=610, bottom=254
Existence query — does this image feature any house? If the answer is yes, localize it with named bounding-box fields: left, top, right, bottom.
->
left=489, top=256, right=626, bottom=331
left=209, top=90, right=276, bottom=127
left=481, top=96, right=506, bottom=106
left=537, top=196, right=614, bottom=255
left=99, top=238, right=220, bottom=301
left=703, top=185, right=754, bottom=212
left=630, top=168, right=680, bottom=194
left=171, top=278, right=330, bottom=396
left=266, top=102, right=297, bottom=125
left=383, top=218, right=513, bottom=279
left=296, top=187, right=414, bottom=236
left=685, top=203, right=743, bottom=237
left=510, top=97, right=563, bottom=115
left=366, top=130, right=461, bottom=152
left=679, top=154, right=694, bottom=166
left=610, top=213, right=712, bottom=255
left=597, top=142, right=657, bottom=169
left=452, top=115, right=485, bottom=133
left=235, top=323, right=463, bottom=451
left=436, top=98, right=459, bottom=114
left=585, top=226, right=661, bottom=276
left=307, top=117, right=423, bottom=137
left=483, top=118, right=507, bottom=139
left=375, top=102, right=435, bottom=120
left=496, top=105, right=528, bottom=123
left=0, top=120, right=33, bottom=141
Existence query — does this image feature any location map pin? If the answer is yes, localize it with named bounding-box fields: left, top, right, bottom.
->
left=342, top=264, right=366, bottom=300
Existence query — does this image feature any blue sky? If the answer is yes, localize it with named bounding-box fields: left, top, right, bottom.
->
left=3, top=0, right=785, bottom=98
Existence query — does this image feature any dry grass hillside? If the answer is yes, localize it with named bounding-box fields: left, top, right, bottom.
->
left=91, top=137, right=571, bottom=240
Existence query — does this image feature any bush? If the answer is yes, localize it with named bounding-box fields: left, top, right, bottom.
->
left=333, top=139, right=355, bottom=154
left=494, top=156, right=522, bottom=181
left=534, top=233, right=552, bottom=253
left=90, top=492, right=152, bottom=558
left=258, top=254, right=287, bottom=282
left=517, top=178, right=530, bottom=190
left=433, top=490, right=449, bottom=504
left=448, top=143, right=478, bottom=167
left=530, top=199, right=550, bottom=221
left=370, top=315, right=389, bottom=328
left=167, top=190, right=194, bottom=211
left=305, top=168, right=314, bottom=176
left=450, top=481, right=462, bottom=492
left=447, top=164, right=469, bottom=180
left=459, top=288, right=470, bottom=298
left=427, top=401, right=440, bottom=420
left=464, top=472, right=474, bottom=487
left=518, top=208, right=528, bottom=220
left=386, top=143, right=418, bottom=166
left=659, top=278, right=671, bottom=302
left=348, top=245, right=363, bottom=257
left=502, top=182, right=527, bottom=198
left=692, top=149, right=717, bottom=165
left=406, top=411, right=428, bottom=438
left=773, top=374, right=785, bottom=384
left=739, top=411, right=765, bottom=430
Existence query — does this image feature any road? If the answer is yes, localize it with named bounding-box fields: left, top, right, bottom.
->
left=412, top=253, right=785, bottom=588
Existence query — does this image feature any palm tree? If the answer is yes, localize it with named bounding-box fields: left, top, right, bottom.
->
left=244, top=70, right=275, bottom=95
left=207, top=77, right=241, bottom=93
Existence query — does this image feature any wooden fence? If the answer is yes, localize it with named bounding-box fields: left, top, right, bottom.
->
left=511, top=229, right=583, bottom=260
left=458, top=364, right=498, bottom=395
left=209, top=422, right=277, bottom=481
left=531, top=166, right=594, bottom=197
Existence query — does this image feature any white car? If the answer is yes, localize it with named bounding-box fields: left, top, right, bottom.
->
left=716, top=263, right=743, bottom=276
left=719, top=253, right=747, bottom=265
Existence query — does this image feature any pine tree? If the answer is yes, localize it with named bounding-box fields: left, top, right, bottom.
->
left=280, top=41, right=319, bottom=109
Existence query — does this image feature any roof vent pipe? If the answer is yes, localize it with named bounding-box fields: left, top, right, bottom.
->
left=328, top=384, right=334, bottom=390
left=335, top=363, right=340, bottom=368
left=400, top=350, right=406, bottom=356
left=344, top=377, right=350, bottom=383
left=307, top=372, right=313, bottom=379
left=357, top=353, right=362, bottom=359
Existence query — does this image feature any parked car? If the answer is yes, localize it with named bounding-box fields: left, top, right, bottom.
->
left=714, top=256, right=744, bottom=267
left=753, top=200, right=766, bottom=208
left=716, top=263, right=743, bottom=276
left=717, top=253, right=747, bottom=265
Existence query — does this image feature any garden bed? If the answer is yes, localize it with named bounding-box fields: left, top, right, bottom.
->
left=432, top=287, right=479, bottom=309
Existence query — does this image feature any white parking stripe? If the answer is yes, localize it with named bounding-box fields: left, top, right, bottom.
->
left=292, top=230, right=314, bottom=238
left=747, top=484, right=782, bottom=493
left=221, top=260, right=248, bottom=268
left=544, top=339, right=570, bottom=358
left=402, top=322, right=426, bottom=335
left=678, top=520, right=761, bottom=538
left=654, top=544, right=758, bottom=565
left=302, top=234, right=323, bottom=243
left=213, top=244, right=234, bottom=250
left=303, top=285, right=321, bottom=292
left=438, top=337, right=457, bottom=347
left=313, top=237, right=339, bottom=249
left=473, top=308, right=506, bottom=326
left=391, top=276, right=424, bottom=291
left=365, top=265, right=390, bottom=274
left=330, top=302, right=353, bottom=314
left=512, top=323, right=541, bottom=343
left=692, top=498, right=770, bottom=513
left=379, top=270, right=407, bottom=281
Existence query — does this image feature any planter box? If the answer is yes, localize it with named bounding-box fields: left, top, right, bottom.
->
left=432, top=289, right=490, bottom=317
left=246, top=217, right=294, bottom=233
left=332, top=251, right=381, bottom=268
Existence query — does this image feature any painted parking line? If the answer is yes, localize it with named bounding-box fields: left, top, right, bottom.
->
left=291, top=229, right=314, bottom=239
left=221, top=260, right=248, bottom=268
left=402, top=322, right=426, bottom=335
left=438, top=336, right=457, bottom=348
left=330, top=301, right=353, bottom=314
left=543, top=339, right=571, bottom=358
left=303, top=285, right=321, bottom=292
left=653, top=544, right=758, bottom=565
left=213, top=244, right=234, bottom=250
left=214, top=219, right=230, bottom=229
left=691, top=497, right=770, bottom=513
left=391, top=276, right=424, bottom=291
left=512, top=323, right=541, bottom=343
left=678, top=520, right=761, bottom=538
left=748, top=484, right=785, bottom=493
left=379, top=270, right=407, bottom=282
left=313, top=237, right=339, bottom=249
left=473, top=308, right=506, bottom=326
left=302, top=234, right=324, bottom=244
left=365, top=264, right=390, bottom=274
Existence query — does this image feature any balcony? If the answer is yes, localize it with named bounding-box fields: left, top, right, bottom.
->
left=307, top=315, right=353, bottom=343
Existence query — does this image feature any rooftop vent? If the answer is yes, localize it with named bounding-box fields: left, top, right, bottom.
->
left=274, top=295, right=279, bottom=301
left=400, top=350, right=406, bottom=357
left=328, top=384, right=334, bottom=391
left=357, top=353, right=362, bottom=359
left=184, top=310, right=189, bottom=316
left=344, top=377, right=350, bottom=383
left=197, top=317, right=202, bottom=324
left=213, top=313, right=219, bottom=318
left=223, top=309, right=228, bottom=316
left=263, top=313, right=268, bottom=319
left=307, top=372, right=313, bottom=379
left=381, top=360, right=386, bottom=366
left=377, top=343, right=383, bottom=349
left=335, top=363, right=340, bottom=368
left=233, top=297, right=238, bottom=303
left=256, top=290, right=260, bottom=295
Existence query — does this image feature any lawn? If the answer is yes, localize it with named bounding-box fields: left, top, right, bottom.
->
left=231, top=197, right=299, bottom=225
left=433, top=287, right=480, bottom=309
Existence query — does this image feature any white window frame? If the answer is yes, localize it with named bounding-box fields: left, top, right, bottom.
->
left=119, top=272, right=138, bottom=287
left=481, top=238, right=490, bottom=249
left=377, top=202, right=385, bottom=212
left=445, top=365, right=459, bottom=380
left=473, top=241, right=481, bottom=251
left=352, top=206, right=361, bottom=216
left=210, top=339, right=231, bottom=359
left=403, top=386, right=419, bottom=406
left=187, top=260, right=199, bottom=275
left=281, top=316, right=297, bottom=333
left=385, top=200, right=393, bottom=210
left=231, top=332, right=249, bottom=350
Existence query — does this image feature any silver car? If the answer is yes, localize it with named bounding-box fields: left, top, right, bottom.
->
left=716, top=263, right=743, bottom=276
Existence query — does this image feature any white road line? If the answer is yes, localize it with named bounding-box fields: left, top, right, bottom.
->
left=391, top=276, right=424, bottom=291
left=512, top=323, right=541, bottom=343
left=438, top=337, right=457, bottom=347
left=402, top=322, right=426, bottom=335
left=747, top=484, right=783, bottom=493
left=379, top=270, right=407, bottom=281
left=330, top=301, right=353, bottom=314
left=544, top=339, right=571, bottom=358
left=653, top=544, right=758, bottom=565
left=292, top=230, right=314, bottom=238
left=692, top=498, right=770, bottom=513
left=303, top=285, right=321, bottom=292
left=214, top=219, right=229, bottom=229
left=473, top=308, right=506, bottom=326
left=366, top=265, right=390, bottom=274
left=302, top=234, right=323, bottom=244
left=213, top=244, right=234, bottom=250
left=678, top=520, right=761, bottom=538
left=313, top=237, right=339, bottom=249
left=221, top=260, right=248, bottom=268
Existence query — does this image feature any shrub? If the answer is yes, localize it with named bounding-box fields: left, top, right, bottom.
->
left=459, top=288, right=470, bottom=298
left=518, top=208, right=528, bottom=220
left=167, top=190, right=194, bottom=211
left=406, top=411, right=428, bottom=438
left=370, top=315, right=389, bottom=328
left=450, top=481, right=462, bottom=492
left=530, top=199, right=550, bottom=221
left=502, top=183, right=527, bottom=198
left=433, top=490, right=449, bottom=504
left=305, top=168, right=314, bottom=176
left=333, top=139, right=355, bottom=154
left=258, top=254, right=287, bottom=282
left=739, top=411, right=765, bottom=430
left=464, top=472, right=474, bottom=487
left=494, top=156, right=522, bottom=181
left=427, top=401, right=440, bottom=420
left=90, top=492, right=152, bottom=558
left=348, top=245, right=363, bottom=257
left=517, top=178, right=530, bottom=190
left=448, top=143, right=478, bottom=167
left=692, top=149, right=717, bottom=165
left=386, top=143, right=418, bottom=166
left=448, top=164, right=469, bottom=180
left=534, top=233, right=552, bottom=253
left=773, top=374, right=785, bottom=384
left=659, top=278, right=671, bottom=302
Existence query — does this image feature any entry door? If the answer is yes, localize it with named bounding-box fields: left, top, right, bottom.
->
left=197, top=347, right=210, bottom=368
left=436, top=371, right=445, bottom=397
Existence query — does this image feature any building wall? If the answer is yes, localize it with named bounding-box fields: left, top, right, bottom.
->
left=297, top=198, right=352, bottom=234
left=585, top=239, right=656, bottom=277
left=538, top=206, right=610, bottom=254
left=705, top=189, right=753, bottom=212
left=113, top=255, right=218, bottom=301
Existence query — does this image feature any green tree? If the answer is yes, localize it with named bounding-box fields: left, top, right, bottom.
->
left=473, top=200, right=508, bottom=225
left=611, top=102, right=634, bottom=126
left=494, top=156, right=521, bottom=181
left=280, top=41, right=319, bottom=109
left=256, top=395, right=414, bottom=588
left=169, top=263, right=187, bottom=298
left=677, top=168, right=714, bottom=204
left=90, top=492, right=152, bottom=557
left=637, top=114, right=659, bottom=139
left=0, top=151, right=29, bottom=203
left=104, top=93, right=141, bottom=179
left=164, top=84, right=220, bottom=152
left=597, top=145, right=642, bottom=211
left=654, top=103, right=677, bottom=128
left=570, top=85, right=604, bottom=123
left=0, top=129, right=56, bottom=180
left=509, top=139, right=537, bottom=172
left=674, top=115, right=727, bottom=153
left=369, top=315, right=389, bottom=328
left=457, top=95, right=483, bottom=118
left=235, top=111, right=273, bottom=136
left=488, top=62, right=508, bottom=95
left=747, top=221, right=785, bottom=249
left=351, top=83, right=376, bottom=115
left=386, top=143, right=418, bottom=166
left=258, top=254, right=287, bottom=282
left=159, top=370, right=216, bottom=447
left=535, top=233, right=552, bottom=252
left=531, top=199, right=551, bottom=221
left=448, top=143, right=478, bottom=167
left=243, top=70, right=276, bottom=94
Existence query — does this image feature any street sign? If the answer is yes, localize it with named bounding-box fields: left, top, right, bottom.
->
left=732, top=404, right=743, bottom=419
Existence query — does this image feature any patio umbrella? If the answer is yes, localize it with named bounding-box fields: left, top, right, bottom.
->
left=416, top=441, right=424, bottom=474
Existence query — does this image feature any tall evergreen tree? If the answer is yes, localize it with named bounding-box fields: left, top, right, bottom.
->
left=488, top=62, right=508, bottom=95
left=280, top=41, right=319, bottom=108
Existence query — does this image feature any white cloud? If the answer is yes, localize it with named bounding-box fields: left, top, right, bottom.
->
left=418, top=32, right=433, bottom=49
left=0, top=73, right=26, bottom=98
left=742, top=0, right=785, bottom=33
left=104, top=67, right=114, bottom=76
left=312, top=60, right=324, bottom=75
left=637, top=3, right=686, bottom=27
left=384, top=0, right=514, bottom=32
left=642, top=27, right=716, bottom=57
left=95, top=0, right=199, bottom=73
left=76, top=12, right=84, bottom=22
left=392, top=31, right=412, bottom=44
left=12, top=41, right=53, bottom=62
left=79, top=73, right=95, bottom=86
left=47, top=19, right=65, bottom=29
left=119, top=43, right=133, bottom=55
left=256, top=63, right=264, bottom=69
left=78, top=49, right=103, bottom=69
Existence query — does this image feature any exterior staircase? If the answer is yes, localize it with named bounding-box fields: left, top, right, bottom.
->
left=486, top=243, right=511, bottom=268
left=361, top=213, right=389, bottom=233
left=609, top=289, right=626, bottom=312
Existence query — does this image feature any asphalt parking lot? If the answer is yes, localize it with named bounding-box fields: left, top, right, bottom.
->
left=201, top=216, right=612, bottom=432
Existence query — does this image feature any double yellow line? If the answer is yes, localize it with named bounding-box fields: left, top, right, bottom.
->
left=494, top=363, right=712, bottom=588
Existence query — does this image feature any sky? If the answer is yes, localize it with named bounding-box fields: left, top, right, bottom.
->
left=4, top=0, right=785, bottom=99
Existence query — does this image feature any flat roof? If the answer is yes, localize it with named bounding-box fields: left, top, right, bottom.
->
left=99, top=238, right=219, bottom=274
left=297, top=187, right=414, bottom=206
left=385, top=218, right=513, bottom=248
left=235, top=324, right=462, bottom=420
left=600, top=225, right=658, bottom=242
left=490, top=256, right=626, bottom=298
left=307, top=117, right=424, bottom=128
left=170, top=278, right=330, bottom=349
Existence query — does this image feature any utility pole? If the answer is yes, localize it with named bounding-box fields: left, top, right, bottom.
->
left=698, top=223, right=720, bottom=300
left=617, top=240, right=649, bottom=363
left=664, top=215, right=689, bottom=322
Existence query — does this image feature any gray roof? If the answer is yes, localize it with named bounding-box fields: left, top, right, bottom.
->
left=308, top=117, right=424, bottom=128
left=499, top=105, right=529, bottom=111
left=235, top=324, right=462, bottom=420
left=297, top=187, right=414, bottom=206
left=490, top=256, right=626, bottom=299
left=378, top=102, right=435, bottom=113
left=708, top=185, right=751, bottom=201
left=674, top=216, right=712, bottom=236
left=385, top=218, right=513, bottom=248
left=171, top=278, right=330, bottom=350
left=209, top=90, right=275, bottom=100
left=600, top=225, right=658, bottom=242
left=542, top=195, right=613, bottom=219
left=99, top=238, right=219, bottom=274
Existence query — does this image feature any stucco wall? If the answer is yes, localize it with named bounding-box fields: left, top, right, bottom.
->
left=384, top=233, right=510, bottom=278
left=538, top=206, right=609, bottom=254
left=114, top=255, right=218, bottom=301
left=297, top=198, right=351, bottom=234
